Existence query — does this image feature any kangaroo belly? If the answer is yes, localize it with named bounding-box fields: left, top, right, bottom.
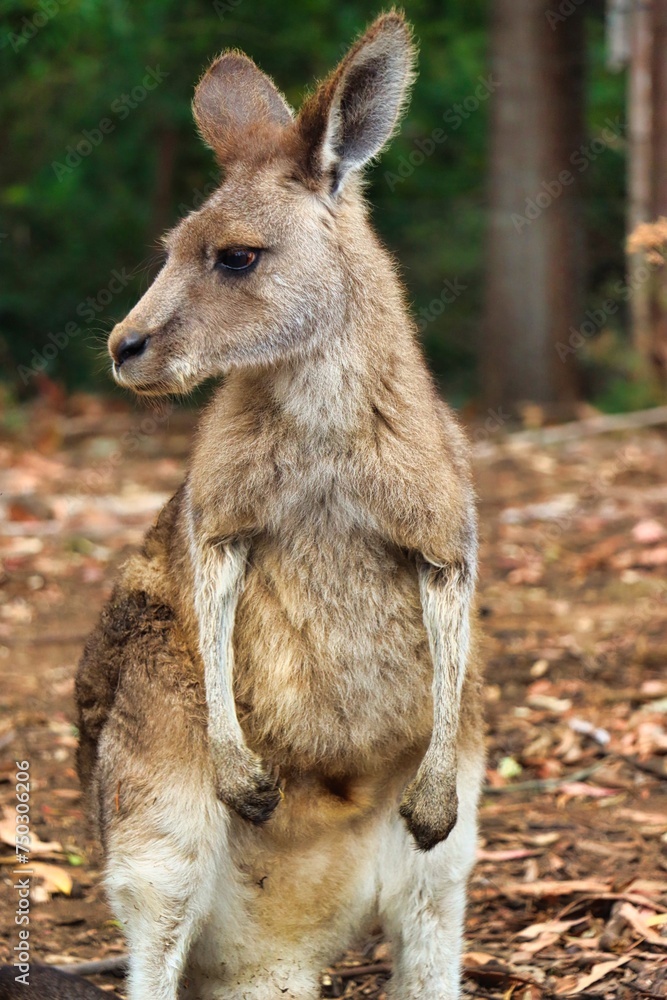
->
left=233, top=529, right=434, bottom=774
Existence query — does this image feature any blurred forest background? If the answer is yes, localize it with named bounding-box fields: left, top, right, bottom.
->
left=1, top=0, right=666, bottom=414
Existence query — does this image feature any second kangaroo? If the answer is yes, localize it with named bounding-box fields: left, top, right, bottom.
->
left=76, top=13, right=484, bottom=1000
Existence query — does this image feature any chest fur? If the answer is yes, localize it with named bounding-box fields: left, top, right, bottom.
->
left=231, top=471, right=434, bottom=773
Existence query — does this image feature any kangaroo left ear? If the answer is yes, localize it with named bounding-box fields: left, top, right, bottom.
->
left=297, top=12, right=417, bottom=193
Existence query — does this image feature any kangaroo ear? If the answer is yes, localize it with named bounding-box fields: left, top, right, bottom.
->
left=193, top=52, right=293, bottom=163
left=298, top=12, right=416, bottom=193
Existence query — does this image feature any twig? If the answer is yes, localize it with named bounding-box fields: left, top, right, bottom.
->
left=462, top=965, right=538, bottom=988
left=505, top=404, right=667, bottom=446
left=483, top=761, right=608, bottom=795
left=53, top=956, right=128, bottom=976
left=484, top=742, right=667, bottom=798
left=329, top=962, right=391, bottom=980
left=615, top=751, right=667, bottom=781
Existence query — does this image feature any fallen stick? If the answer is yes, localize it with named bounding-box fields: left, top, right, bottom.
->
left=484, top=744, right=667, bottom=797
left=53, top=956, right=128, bottom=976
left=328, top=962, right=392, bottom=980
left=461, top=965, right=538, bottom=988
left=501, top=404, right=667, bottom=446
left=615, top=751, right=667, bottom=781
left=483, top=760, right=608, bottom=795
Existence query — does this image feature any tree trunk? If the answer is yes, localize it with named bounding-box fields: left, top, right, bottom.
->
left=650, top=0, right=667, bottom=379
left=482, top=0, right=585, bottom=414
left=627, top=0, right=653, bottom=361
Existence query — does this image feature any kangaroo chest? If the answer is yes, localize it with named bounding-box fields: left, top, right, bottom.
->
left=230, top=462, right=434, bottom=772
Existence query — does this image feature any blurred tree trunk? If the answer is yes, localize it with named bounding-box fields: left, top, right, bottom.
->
left=650, top=0, right=667, bottom=379
left=482, top=0, right=585, bottom=414
left=627, top=0, right=653, bottom=362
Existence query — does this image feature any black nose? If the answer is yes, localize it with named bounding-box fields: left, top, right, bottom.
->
left=114, top=330, right=149, bottom=366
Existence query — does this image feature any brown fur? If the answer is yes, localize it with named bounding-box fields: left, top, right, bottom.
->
left=77, top=481, right=482, bottom=839
left=77, top=13, right=484, bottom=999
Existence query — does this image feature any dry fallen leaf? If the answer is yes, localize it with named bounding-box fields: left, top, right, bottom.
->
left=631, top=518, right=666, bottom=543
left=498, top=879, right=610, bottom=897
left=617, top=902, right=667, bottom=947
left=512, top=918, right=587, bottom=963
left=30, top=862, right=73, bottom=897
left=557, top=955, right=631, bottom=994
left=477, top=848, right=543, bottom=862
left=558, top=781, right=619, bottom=798
left=463, top=952, right=499, bottom=967
left=0, top=817, right=63, bottom=856
left=526, top=694, right=572, bottom=713
left=517, top=918, right=586, bottom=940
left=618, top=809, right=667, bottom=827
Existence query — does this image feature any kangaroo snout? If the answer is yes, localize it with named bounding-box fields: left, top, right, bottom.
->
left=108, top=321, right=162, bottom=393
left=110, top=328, right=149, bottom=367
left=106, top=261, right=194, bottom=394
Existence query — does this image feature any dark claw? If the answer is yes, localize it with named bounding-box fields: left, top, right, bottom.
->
left=399, top=801, right=458, bottom=851
left=218, top=770, right=282, bottom=825
left=399, top=773, right=459, bottom=851
left=234, top=779, right=282, bottom=826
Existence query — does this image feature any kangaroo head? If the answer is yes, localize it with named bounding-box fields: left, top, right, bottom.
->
left=108, top=12, right=416, bottom=395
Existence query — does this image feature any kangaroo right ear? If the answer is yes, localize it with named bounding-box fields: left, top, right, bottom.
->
left=297, top=12, right=416, bottom=193
left=193, top=52, right=293, bottom=163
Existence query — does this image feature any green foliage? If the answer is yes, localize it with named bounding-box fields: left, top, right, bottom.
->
left=583, top=330, right=665, bottom=413
left=0, top=0, right=625, bottom=400
left=583, top=16, right=628, bottom=334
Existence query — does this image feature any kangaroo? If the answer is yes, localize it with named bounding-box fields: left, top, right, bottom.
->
left=75, top=12, right=484, bottom=1000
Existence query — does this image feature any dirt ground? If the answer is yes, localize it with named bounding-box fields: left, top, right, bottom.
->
left=0, top=394, right=666, bottom=999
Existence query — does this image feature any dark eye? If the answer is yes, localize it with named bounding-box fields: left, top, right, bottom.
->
left=215, top=248, right=259, bottom=271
